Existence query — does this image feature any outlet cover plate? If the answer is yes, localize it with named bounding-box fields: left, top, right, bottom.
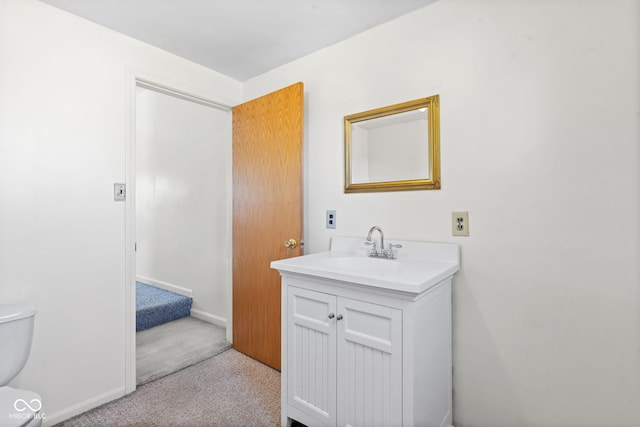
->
left=452, top=211, right=469, bottom=236
left=326, top=210, right=336, bottom=229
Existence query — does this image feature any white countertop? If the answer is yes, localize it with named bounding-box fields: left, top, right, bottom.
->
left=271, top=236, right=460, bottom=295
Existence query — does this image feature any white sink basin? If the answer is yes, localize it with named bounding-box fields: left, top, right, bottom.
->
left=271, top=236, right=460, bottom=295
left=321, top=256, right=399, bottom=272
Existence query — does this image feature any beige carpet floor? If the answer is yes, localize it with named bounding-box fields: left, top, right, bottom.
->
left=137, top=317, right=231, bottom=385
left=55, top=349, right=281, bottom=426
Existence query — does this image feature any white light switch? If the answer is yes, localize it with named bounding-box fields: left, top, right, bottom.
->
left=452, top=211, right=469, bottom=236
left=114, top=183, right=126, bottom=201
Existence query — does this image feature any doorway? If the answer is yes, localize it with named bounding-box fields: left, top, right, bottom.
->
left=127, top=80, right=233, bottom=389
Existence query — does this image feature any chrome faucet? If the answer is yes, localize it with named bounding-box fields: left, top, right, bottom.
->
left=366, top=226, right=402, bottom=259
left=366, top=226, right=384, bottom=255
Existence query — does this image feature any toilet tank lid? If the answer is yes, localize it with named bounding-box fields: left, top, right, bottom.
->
left=0, top=304, right=36, bottom=324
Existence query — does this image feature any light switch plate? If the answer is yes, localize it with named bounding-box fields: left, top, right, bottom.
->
left=114, top=183, right=126, bottom=201
left=452, top=211, right=469, bottom=236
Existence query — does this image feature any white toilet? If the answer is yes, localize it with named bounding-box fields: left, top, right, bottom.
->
left=0, top=304, right=42, bottom=427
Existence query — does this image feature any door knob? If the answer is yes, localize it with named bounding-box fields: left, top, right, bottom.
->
left=284, top=239, right=297, bottom=249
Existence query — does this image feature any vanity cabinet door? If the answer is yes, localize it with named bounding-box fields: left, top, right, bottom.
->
left=287, top=286, right=338, bottom=425
left=337, top=298, right=402, bottom=427
left=287, top=285, right=402, bottom=427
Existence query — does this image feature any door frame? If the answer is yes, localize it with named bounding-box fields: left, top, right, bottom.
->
left=124, top=69, right=233, bottom=393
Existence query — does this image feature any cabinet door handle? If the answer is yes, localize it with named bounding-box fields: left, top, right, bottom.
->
left=328, top=313, right=335, bottom=319
left=336, top=314, right=343, bottom=321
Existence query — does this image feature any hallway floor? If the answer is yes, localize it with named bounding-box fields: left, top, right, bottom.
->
left=136, top=316, right=230, bottom=384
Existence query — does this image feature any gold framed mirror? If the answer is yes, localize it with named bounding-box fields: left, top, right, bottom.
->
left=344, top=95, right=440, bottom=193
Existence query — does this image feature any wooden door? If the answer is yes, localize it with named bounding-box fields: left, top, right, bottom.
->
left=232, top=82, right=304, bottom=370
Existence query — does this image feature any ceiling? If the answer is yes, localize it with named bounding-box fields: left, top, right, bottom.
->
left=38, top=0, right=437, bottom=81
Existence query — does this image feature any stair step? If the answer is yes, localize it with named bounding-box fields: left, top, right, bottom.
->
left=136, top=282, right=193, bottom=331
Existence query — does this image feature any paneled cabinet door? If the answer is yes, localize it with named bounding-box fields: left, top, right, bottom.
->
left=287, top=286, right=402, bottom=427
left=287, top=287, right=338, bottom=425
left=337, top=297, right=402, bottom=427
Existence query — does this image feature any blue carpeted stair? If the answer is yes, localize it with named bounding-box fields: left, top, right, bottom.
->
left=136, top=282, right=193, bottom=331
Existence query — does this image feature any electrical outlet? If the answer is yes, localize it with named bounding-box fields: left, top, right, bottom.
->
left=452, top=211, right=469, bottom=236
left=326, top=210, right=337, bottom=229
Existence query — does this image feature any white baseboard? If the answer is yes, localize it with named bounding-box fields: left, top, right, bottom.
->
left=42, top=386, right=125, bottom=426
left=190, top=309, right=227, bottom=328
left=136, top=275, right=193, bottom=298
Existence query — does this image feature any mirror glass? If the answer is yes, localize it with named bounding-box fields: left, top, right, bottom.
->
left=344, top=95, right=440, bottom=193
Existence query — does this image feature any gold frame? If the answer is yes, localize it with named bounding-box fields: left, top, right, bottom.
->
left=344, top=95, right=440, bottom=193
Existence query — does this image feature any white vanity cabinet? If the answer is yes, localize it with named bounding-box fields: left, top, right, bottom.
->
left=272, top=236, right=459, bottom=427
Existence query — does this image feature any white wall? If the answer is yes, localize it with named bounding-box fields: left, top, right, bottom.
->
left=243, top=1, right=640, bottom=426
left=0, top=0, right=240, bottom=424
left=136, top=87, right=230, bottom=325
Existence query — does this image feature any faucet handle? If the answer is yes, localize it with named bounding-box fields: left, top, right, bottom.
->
left=365, top=240, right=379, bottom=256
left=385, top=242, right=402, bottom=259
